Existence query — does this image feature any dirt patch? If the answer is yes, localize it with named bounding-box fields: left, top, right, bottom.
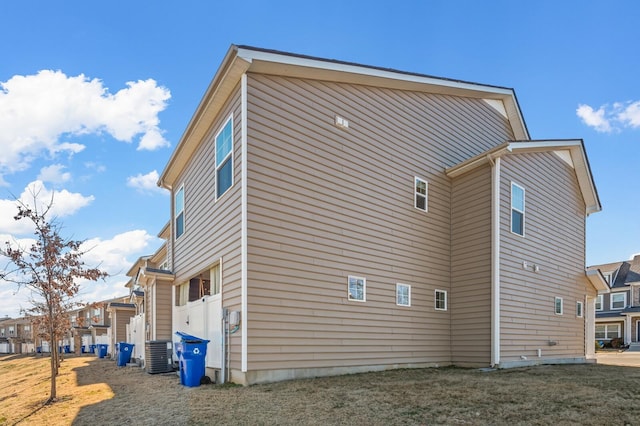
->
left=2, top=354, right=640, bottom=425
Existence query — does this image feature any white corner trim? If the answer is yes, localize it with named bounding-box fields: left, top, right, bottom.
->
left=241, top=74, right=248, bottom=372
left=491, top=157, right=501, bottom=366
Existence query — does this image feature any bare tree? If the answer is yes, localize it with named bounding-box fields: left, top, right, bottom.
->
left=0, top=198, right=107, bottom=404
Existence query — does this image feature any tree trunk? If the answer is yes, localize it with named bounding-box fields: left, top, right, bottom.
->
left=48, top=327, right=58, bottom=403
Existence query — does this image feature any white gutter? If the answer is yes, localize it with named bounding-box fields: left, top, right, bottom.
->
left=491, top=157, right=501, bottom=366
left=241, top=73, right=248, bottom=373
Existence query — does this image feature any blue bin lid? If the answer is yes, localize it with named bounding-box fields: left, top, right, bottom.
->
left=175, top=331, right=210, bottom=343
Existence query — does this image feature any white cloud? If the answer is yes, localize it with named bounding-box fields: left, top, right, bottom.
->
left=0, top=70, right=171, bottom=182
left=80, top=229, right=157, bottom=274
left=578, top=100, right=640, bottom=133
left=576, top=104, right=612, bottom=133
left=126, top=170, right=167, bottom=195
left=38, top=164, right=71, bottom=184
left=0, top=180, right=94, bottom=234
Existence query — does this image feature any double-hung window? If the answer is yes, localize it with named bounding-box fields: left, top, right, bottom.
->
left=348, top=276, right=366, bottom=302
left=611, top=293, right=626, bottom=310
left=396, top=283, right=411, bottom=306
left=435, top=289, right=447, bottom=311
left=175, top=186, right=185, bottom=239
left=215, top=117, right=233, bottom=199
left=595, top=294, right=603, bottom=311
left=554, top=297, right=563, bottom=315
left=511, top=182, right=525, bottom=236
left=415, top=177, right=428, bottom=211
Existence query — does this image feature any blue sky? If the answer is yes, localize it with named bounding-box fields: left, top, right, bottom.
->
left=1, top=1, right=639, bottom=317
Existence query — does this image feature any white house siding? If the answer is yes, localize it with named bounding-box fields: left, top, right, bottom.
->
left=499, top=152, right=593, bottom=363
left=450, top=164, right=492, bottom=366
left=243, top=73, right=515, bottom=382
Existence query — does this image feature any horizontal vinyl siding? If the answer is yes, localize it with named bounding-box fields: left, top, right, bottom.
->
left=245, top=73, right=515, bottom=372
left=499, top=152, right=589, bottom=362
left=155, top=280, right=173, bottom=340
left=171, top=86, right=244, bottom=371
left=116, top=312, right=133, bottom=342
left=450, top=164, right=492, bottom=365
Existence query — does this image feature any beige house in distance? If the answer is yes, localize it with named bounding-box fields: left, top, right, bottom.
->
left=157, top=45, right=607, bottom=385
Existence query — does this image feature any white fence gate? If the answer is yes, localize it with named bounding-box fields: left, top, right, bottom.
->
left=128, top=313, right=146, bottom=361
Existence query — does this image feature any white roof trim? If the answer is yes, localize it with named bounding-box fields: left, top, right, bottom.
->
left=586, top=269, right=610, bottom=293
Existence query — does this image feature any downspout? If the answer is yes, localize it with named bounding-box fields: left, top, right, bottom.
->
left=241, top=73, right=248, bottom=373
left=490, top=156, right=501, bottom=367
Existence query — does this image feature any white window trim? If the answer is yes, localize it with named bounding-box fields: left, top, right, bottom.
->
left=595, top=294, right=603, bottom=311
left=554, top=297, right=563, bottom=315
left=595, top=323, right=621, bottom=340
left=610, top=292, right=627, bottom=310
left=175, top=185, right=185, bottom=239
left=215, top=115, right=234, bottom=201
left=414, top=177, right=428, bottom=212
left=576, top=301, right=584, bottom=318
left=435, top=289, right=447, bottom=311
left=396, top=283, right=411, bottom=307
left=348, top=276, right=366, bottom=302
left=510, top=182, right=525, bottom=237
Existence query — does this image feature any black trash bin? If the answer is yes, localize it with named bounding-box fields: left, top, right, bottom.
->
left=175, top=332, right=210, bottom=387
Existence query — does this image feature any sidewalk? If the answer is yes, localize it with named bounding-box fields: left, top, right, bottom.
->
left=596, top=351, right=640, bottom=367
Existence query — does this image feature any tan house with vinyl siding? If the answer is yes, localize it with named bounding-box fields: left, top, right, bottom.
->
left=157, top=45, right=607, bottom=384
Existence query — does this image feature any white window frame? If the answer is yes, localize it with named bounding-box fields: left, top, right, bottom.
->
left=435, top=289, right=447, bottom=311
left=414, top=177, right=428, bottom=212
left=215, top=116, right=234, bottom=200
left=510, top=182, right=525, bottom=237
left=175, top=185, right=185, bottom=239
left=396, top=283, right=411, bottom=307
left=595, top=294, right=603, bottom=311
left=348, top=276, right=366, bottom=302
left=610, top=292, right=626, bottom=310
left=576, top=301, right=583, bottom=318
left=554, top=297, right=563, bottom=315
left=595, top=323, right=621, bottom=340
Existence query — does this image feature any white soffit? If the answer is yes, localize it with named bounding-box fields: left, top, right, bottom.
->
left=483, top=99, right=508, bottom=119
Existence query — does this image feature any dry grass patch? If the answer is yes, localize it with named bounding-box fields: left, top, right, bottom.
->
left=1, top=354, right=640, bottom=425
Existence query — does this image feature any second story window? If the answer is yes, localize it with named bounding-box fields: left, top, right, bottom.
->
left=215, top=117, right=234, bottom=199
left=415, top=177, right=428, bottom=211
left=511, top=182, right=525, bottom=236
left=611, top=293, right=626, bottom=310
left=595, top=294, right=603, bottom=311
left=175, top=186, right=185, bottom=239
left=435, top=290, right=447, bottom=311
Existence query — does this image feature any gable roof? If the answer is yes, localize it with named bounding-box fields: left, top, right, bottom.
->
left=589, top=255, right=640, bottom=289
left=158, top=44, right=530, bottom=189
left=446, top=139, right=601, bottom=215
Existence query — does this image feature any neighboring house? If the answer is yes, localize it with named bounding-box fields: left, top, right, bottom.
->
left=588, top=255, right=640, bottom=346
left=0, top=316, right=34, bottom=353
left=157, top=45, right=606, bottom=385
left=106, top=301, right=136, bottom=358
left=124, top=223, right=174, bottom=365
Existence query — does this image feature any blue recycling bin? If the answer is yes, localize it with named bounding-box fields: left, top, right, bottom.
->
left=89, top=344, right=96, bottom=354
left=117, top=342, right=134, bottom=366
left=97, top=344, right=108, bottom=358
left=175, top=332, right=210, bottom=387
left=81, top=345, right=86, bottom=353
left=64, top=345, right=71, bottom=353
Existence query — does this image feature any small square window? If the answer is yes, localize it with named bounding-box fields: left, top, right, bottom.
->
left=348, top=276, right=366, bottom=302
left=555, top=297, right=563, bottom=315
left=435, top=289, right=447, bottom=311
left=396, top=283, right=411, bottom=307
left=415, top=177, right=428, bottom=211
left=576, top=301, right=583, bottom=318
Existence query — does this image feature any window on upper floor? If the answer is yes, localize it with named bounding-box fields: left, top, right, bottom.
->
left=396, top=283, right=411, bottom=307
left=611, top=292, right=626, bottom=310
left=576, top=301, right=584, bottom=318
left=511, top=182, right=525, bottom=236
left=23, top=325, right=30, bottom=331
left=0, top=328, right=4, bottom=336
left=554, top=297, right=563, bottom=315
left=348, top=276, right=366, bottom=302
left=604, top=272, right=614, bottom=284
left=175, top=185, right=185, bottom=239
left=8, top=326, right=14, bottom=335
left=415, top=177, right=428, bottom=211
left=435, top=289, right=447, bottom=311
left=595, top=294, right=603, bottom=311
left=215, top=116, right=234, bottom=199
